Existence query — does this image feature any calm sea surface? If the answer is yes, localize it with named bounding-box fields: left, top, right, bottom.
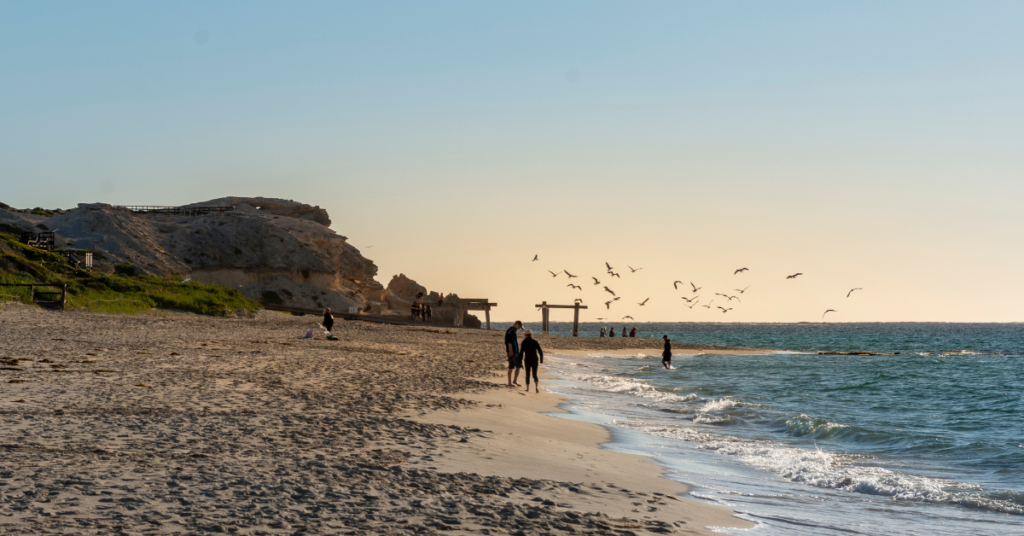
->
left=524, top=322, right=1024, bottom=535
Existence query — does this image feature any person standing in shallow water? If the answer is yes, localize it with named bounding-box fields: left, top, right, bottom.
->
left=322, top=308, right=334, bottom=334
left=630, top=326, right=637, bottom=338
left=609, top=326, right=615, bottom=338
left=505, top=321, right=523, bottom=387
left=599, top=327, right=606, bottom=338
left=662, top=335, right=672, bottom=369
left=519, top=329, right=544, bottom=393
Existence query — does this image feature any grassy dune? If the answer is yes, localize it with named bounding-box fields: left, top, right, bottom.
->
left=0, top=233, right=261, bottom=316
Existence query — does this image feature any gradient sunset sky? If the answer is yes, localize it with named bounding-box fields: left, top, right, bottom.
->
left=3, top=2, right=1022, bottom=322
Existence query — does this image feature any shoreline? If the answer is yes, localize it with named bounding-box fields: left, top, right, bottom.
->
left=0, top=305, right=755, bottom=534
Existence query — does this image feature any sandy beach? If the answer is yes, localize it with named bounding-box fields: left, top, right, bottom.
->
left=0, top=305, right=753, bottom=535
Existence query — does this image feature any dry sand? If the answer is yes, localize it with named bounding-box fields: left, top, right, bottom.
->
left=0, top=305, right=753, bottom=535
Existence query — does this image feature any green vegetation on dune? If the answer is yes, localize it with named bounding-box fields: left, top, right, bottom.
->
left=0, top=233, right=261, bottom=316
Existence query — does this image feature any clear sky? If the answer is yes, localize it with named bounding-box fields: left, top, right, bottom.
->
left=3, top=2, right=1023, bottom=323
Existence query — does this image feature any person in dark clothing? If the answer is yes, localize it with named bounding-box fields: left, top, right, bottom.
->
left=599, top=327, right=606, bottom=337
left=629, top=326, right=637, bottom=337
left=322, top=308, right=334, bottom=334
left=519, top=330, right=544, bottom=393
left=411, top=292, right=424, bottom=321
left=662, top=335, right=672, bottom=369
left=505, top=321, right=523, bottom=387
left=609, top=326, right=615, bottom=338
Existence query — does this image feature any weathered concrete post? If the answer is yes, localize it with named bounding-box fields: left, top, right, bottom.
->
left=484, top=305, right=491, bottom=330
left=541, top=301, right=550, bottom=335
left=572, top=303, right=580, bottom=337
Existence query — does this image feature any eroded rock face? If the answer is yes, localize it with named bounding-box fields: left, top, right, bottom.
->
left=30, top=199, right=383, bottom=312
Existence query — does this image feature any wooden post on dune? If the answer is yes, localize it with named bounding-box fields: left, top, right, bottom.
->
left=535, top=301, right=588, bottom=337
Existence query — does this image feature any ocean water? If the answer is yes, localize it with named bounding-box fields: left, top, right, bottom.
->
left=531, top=322, right=1024, bottom=535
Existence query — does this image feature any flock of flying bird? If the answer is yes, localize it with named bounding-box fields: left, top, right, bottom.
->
left=531, top=255, right=863, bottom=321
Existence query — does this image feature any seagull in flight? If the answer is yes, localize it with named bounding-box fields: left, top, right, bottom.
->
left=685, top=301, right=698, bottom=309
left=548, top=270, right=559, bottom=278
left=673, top=281, right=685, bottom=290
left=734, top=286, right=750, bottom=294
left=638, top=298, right=649, bottom=306
left=613, top=297, right=621, bottom=301
left=567, top=284, right=582, bottom=290
left=847, top=288, right=863, bottom=298
left=592, top=276, right=601, bottom=285
left=787, top=273, right=803, bottom=279
left=734, top=268, right=749, bottom=275
left=605, top=262, right=614, bottom=272
left=822, top=309, right=837, bottom=319
left=564, top=270, right=578, bottom=278
left=609, top=271, right=621, bottom=278
left=681, top=296, right=698, bottom=303
left=690, top=282, right=702, bottom=293
left=604, top=301, right=613, bottom=310
left=628, top=265, right=643, bottom=273
left=701, top=300, right=714, bottom=309
left=532, top=254, right=538, bottom=261
left=718, top=306, right=733, bottom=314
left=574, top=298, right=583, bottom=304
left=623, top=315, right=634, bottom=320
left=604, top=287, right=616, bottom=296
left=715, top=293, right=741, bottom=303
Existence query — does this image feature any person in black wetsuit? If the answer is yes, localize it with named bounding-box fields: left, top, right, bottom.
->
left=520, top=329, right=544, bottom=393
left=662, top=335, right=672, bottom=369
left=322, top=308, right=334, bottom=334
left=505, top=321, right=523, bottom=387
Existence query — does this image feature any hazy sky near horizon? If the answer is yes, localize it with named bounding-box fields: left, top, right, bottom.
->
left=3, top=2, right=1023, bottom=322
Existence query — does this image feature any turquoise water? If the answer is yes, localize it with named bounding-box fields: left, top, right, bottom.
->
left=532, top=322, right=1024, bottom=535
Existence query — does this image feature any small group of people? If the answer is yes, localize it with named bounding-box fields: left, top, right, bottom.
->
left=504, top=320, right=543, bottom=393
left=410, top=292, right=434, bottom=322
left=599, top=326, right=637, bottom=338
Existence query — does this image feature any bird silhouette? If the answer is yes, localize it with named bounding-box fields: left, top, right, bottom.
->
left=604, top=301, right=613, bottom=309
left=592, top=277, right=601, bottom=285
left=613, top=297, right=621, bottom=301
left=605, top=262, right=614, bottom=272
left=532, top=255, right=538, bottom=261
left=690, top=282, right=702, bottom=293
left=822, top=309, right=837, bottom=319
left=714, top=294, right=741, bottom=303
left=638, top=298, right=649, bottom=306
left=673, top=281, right=684, bottom=290
left=548, top=270, right=559, bottom=277
left=718, top=306, right=733, bottom=314
left=701, top=300, right=714, bottom=309
left=685, top=301, right=698, bottom=309
left=564, top=270, right=578, bottom=278
left=623, top=315, right=634, bottom=320
left=734, top=286, right=750, bottom=294
left=847, top=288, right=863, bottom=298
left=734, top=268, right=749, bottom=275
left=567, top=284, right=582, bottom=290
left=609, top=271, right=621, bottom=278
left=681, top=296, right=698, bottom=303
left=786, top=273, right=803, bottom=279
left=628, top=266, right=643, bottom=273
left=604, top=287, right=616, bottom=296
left=574, top=298, right=583, bottom=304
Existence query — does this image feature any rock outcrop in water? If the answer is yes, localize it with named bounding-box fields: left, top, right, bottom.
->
left=0, top=198, right=470, bottom=319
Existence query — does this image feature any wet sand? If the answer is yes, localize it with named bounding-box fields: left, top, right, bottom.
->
left=0, top=305, right=753, bottom=534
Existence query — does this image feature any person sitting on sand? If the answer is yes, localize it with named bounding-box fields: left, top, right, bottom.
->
left=662, top=335, right=672, bottom=369
left=322, top=308, right=334, bottom=334
left=599, top=327, right=606, bottom=338
left=630, top=326, right=637, bottom=338
left=505, top=321, right=523, bottom=387
left=411, top=292, right=424, bottom=321
left=519, top=329, right=544, bottom=394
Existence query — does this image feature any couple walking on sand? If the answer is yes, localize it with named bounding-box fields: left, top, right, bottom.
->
left=505, top=321, right=543, bottom=393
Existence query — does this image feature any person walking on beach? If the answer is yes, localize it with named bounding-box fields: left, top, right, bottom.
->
left=629, top=326, right=637, bottom=338
left=520, top=329, right=544, bottom=393
left=322, top=308, right=334, bottom=335
left=599, top=327, right=606, bottom=338
left=662, top=335, right=672, bottom=369
left=505, top=321, right=523, bottom=387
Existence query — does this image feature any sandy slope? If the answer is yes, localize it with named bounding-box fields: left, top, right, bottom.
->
left=0, top=305, right=751, bottom=535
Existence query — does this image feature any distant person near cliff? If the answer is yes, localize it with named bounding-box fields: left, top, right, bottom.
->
left=520, top=330, right=544, bottom=394
left=411, top=292, right=424, bottom=321
left=322, top=308, right=334, bottom=334
left=438, top=293, right=445, bottom=307
left=662, top=335, right=672, bottom=369
left=505, top=321, right=523, bottom=387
